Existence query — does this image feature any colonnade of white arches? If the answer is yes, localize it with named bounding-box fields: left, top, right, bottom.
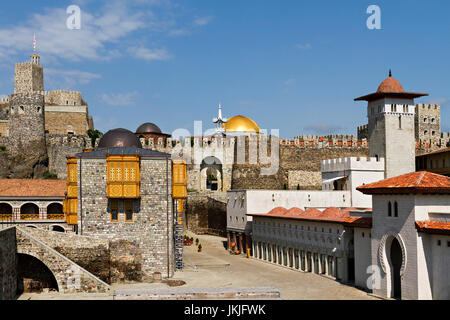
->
left=252, top=239, right=344, bottom=280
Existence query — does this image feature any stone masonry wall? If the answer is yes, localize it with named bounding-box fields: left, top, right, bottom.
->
left=14, top=62, right=44, bottom=94
left=231, top=146, right=369, bottom=190
left=186, top=192, right=227, bottom=236
left=0, top=228, right=17, bottom=300
left=17, top=226, right=143, bottom=284
left=21, top=227, right=111, bottom=283
left=45, top=111, right=89, bottom=135
left=8, top=93, right=46, bottom=155
left=78, top=157, right=174, bottom=279
left=46, top=134, right=89, bottom=178
left=15, top=227, right=110, bottom=293
left=45, top=90, right=83, bottom=106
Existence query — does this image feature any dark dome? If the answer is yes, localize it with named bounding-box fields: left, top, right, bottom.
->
left=136, top=122, right=162, bottom=134
left=97, top=128, right=143, bottom=149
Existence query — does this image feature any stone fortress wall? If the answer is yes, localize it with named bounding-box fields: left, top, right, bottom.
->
left=0, top=55, right=94, bottom=179
left=136, top=134, right=370, bottom=191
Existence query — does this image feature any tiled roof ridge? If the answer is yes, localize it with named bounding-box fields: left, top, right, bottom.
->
left=416, top=171, right=426, bottom=186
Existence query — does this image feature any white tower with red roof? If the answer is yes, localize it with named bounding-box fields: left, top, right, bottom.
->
left=355, top=70, right=428, bottom=178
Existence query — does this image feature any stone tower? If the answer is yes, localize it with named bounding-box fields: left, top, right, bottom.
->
left=14, top=54, right=44, bottom=94
left=8, top=54, right=46, bottom=161
left=355, top=72, right=428, bottom=178
left=415, top=103, right=441, bottom=145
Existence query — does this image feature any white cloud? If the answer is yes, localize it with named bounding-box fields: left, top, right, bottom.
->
left=193, top=16, right=214, bottom=26
left=169, top=29, right=191, bottom=37
left=127, top=47, right=172, bottom=61
left=284, top=78, right=296, bottom=86
left=0, top=1, right=173, bottom=63
left=101, top=91, right=139, bottom=106
left=296, top=43, right=312, bottom=50
left=46, top=68, right=101, bottom=89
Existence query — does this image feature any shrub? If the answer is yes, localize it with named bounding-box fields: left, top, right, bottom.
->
left=43, top=171, right=58, bottom=179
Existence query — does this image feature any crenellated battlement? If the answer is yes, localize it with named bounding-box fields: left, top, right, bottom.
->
left=139, top=134, right=370, bottom=155
left=287, top=134, right=368, bottom=148
left=321, top=156, right=384, bottom=173
left=417, top=133, right=450, bottom=151
left=44, top=90, right=84, bottom=106
left=415, top=103, right=440, bottom=111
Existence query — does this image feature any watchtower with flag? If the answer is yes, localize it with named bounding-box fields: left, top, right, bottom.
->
left=14, top=34, right=44, bottom=94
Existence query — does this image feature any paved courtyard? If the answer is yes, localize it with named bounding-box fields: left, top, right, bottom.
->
left=19, top=232, right=378, bottom=300
left=167, top=233, right=377, bottom=300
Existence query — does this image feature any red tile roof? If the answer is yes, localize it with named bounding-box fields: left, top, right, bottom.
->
left=248, top=206, right=372, bottom=227
left=415, top=221, right=450, bottom=235
left=357, top=171, right=450, bottom=195
left=0, top=179, right=67, bottom=198
left=267, top=207, right=288, bottom=216
left=342, top=217, right=372, bottom=228
left=377, top=77, right=404, bottom=93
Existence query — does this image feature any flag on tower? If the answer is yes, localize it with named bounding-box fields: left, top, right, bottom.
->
left=33, top=33, right=36, bottom=52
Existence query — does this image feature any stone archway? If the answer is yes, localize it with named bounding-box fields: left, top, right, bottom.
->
left=20, top=203, right=39, bottom=220
left=378, top=233, right=407, bottom=299
left=47, top=203, right=64, bottom=220
left=52, top=225, right=65, bottom=233
left=16, top=253, right=59, bottom=294
left=200, top=156, right=223, bottom=191
left=390, top=237, right=402, bottom=299
left=0, top=203, right=13, bottom=220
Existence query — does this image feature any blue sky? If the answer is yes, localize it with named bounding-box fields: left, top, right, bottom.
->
left=0, top=0, right=448, bottom=138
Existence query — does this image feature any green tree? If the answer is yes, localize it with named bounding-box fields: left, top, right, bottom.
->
left=87, top=129, right=103, bottom=148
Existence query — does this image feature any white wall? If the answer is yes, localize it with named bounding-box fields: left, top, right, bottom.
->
left=429, top=234, right=450, bottom=299
left=321, top=157, right=384, bottom=208
left=354, top=227, right=372, bottom=290
left=245, top=190, right=351, bottom=213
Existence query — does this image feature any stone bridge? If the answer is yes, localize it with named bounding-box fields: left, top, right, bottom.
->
left=0, top=226, right=111, bottom=299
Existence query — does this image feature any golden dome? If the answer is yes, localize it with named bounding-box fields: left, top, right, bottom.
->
left=224, top=115, right=260, bottom=133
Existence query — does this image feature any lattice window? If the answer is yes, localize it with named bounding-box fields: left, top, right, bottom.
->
left=65, top=157, right=78, bottom=225
left=107, top=155, right=140, bottom=198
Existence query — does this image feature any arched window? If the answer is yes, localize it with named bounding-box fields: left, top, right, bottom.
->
left=388, top=201, right=392, bottom=217
left=394, top=202, right=399, bottom=217
left=47, top=203, right=63, bottom=220
left=20, top=203, right=39, bottom=220
left=0, top=203, right=13, bottom=220
left=398, top=116, right=402, bottom=129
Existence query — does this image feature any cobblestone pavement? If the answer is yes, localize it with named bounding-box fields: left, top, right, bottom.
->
left=167, top=233, right=378, bottom=300
left=19, top=232, right=378, bottom=300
